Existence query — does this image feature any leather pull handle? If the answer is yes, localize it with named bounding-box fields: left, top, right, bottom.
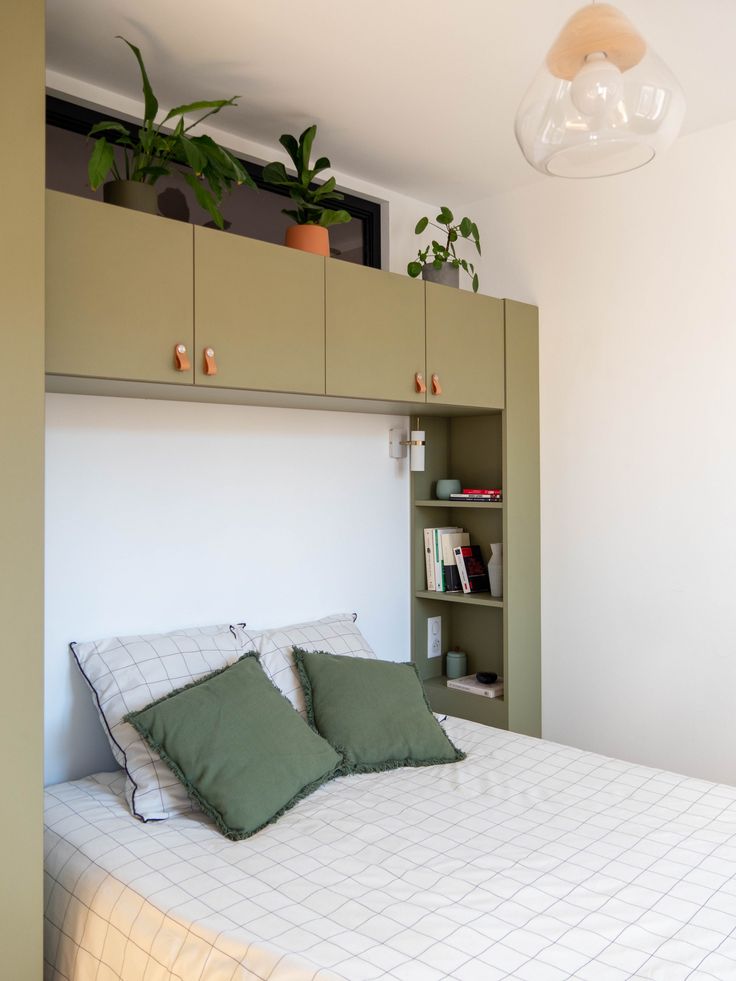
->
left=203, top=347, right=218, bottom=376
left=174, top=343, right=190, bottom=372
left=431, top=373, right=442, bottom=396
left=415, top=372, right=427, bottom=394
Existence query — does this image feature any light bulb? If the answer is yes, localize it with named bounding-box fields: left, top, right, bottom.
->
left=570, top=52, right=624, bottom=117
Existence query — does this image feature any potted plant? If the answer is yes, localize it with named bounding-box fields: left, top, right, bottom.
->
left=262, top=125, right=351, bottom=256
left=87, top=37, right=254, bottom=228
left=407, top=207, right=481, bottom=292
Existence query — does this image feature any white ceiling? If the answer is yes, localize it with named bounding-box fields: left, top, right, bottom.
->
left=46, top=0, right=736, bottom=203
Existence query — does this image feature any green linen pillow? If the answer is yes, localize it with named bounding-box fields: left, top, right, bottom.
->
left=293, top=648, right=465, bottom=773
left=124, top=653, right=341, bottom=840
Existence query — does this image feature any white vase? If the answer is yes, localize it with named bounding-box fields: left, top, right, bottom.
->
left=488, top=543, right=503, bottom=597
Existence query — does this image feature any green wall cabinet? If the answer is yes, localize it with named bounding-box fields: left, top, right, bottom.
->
left=411, top=300, right=540, bottom=737
left=194, top=227, right=325, bottom=394
left=325, top=259, right=426, bottom=402
left=425, top=283, right=505, bottom=410
left=46, top=191, right=195, bottom=384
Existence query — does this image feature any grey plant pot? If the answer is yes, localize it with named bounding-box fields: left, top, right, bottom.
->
left=421, top=262, right=460, bottom=288
left=103, top=180, right=159, bottom=216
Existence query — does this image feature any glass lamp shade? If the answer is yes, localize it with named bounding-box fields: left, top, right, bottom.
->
left=515, top=47, right=686, bottom=178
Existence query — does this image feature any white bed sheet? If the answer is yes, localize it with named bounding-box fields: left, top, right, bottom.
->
left=45, top=716, right=736, bottom=981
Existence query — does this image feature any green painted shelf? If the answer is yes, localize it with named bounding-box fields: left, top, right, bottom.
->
left=414, top=500, right=503, bottom=509
left=415, top=590, right=504, bottom=608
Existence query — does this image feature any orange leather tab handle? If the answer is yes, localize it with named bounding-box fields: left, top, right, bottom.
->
left=415, top=372, right=427, bottom=394
left=203, top=347, right=218, bottom=376
left=174, top=343, right=190, bottom=372
left=431, top=373, right=442, bottom=396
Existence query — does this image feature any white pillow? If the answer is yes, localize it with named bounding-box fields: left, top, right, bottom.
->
left=236, top=613, right=376, bottom=718
left=71, top=624, right=245, bottom=821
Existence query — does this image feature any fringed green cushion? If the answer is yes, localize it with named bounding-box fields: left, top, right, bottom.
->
left=293, top=648, right=465, bottom=774
left=124, top=653, right=341, bottom=840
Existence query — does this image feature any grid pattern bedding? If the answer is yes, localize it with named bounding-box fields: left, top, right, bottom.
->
left=45, top=717, right=736, bottom=980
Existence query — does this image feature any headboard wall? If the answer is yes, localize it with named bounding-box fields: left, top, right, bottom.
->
left=45, top=393, right=410, bottom=784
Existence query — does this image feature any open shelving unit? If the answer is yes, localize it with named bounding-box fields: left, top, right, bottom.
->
left=410, top=300, right=541, bottom=736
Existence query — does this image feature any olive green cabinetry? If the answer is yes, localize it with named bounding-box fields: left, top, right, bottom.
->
left=45, top=191, right=194, bottom=384
left=425, top=283, right=505, bottom=410
left=194, top=227, right=325, bottom=394
left=411, top=300, right=540, bottom=737
left=325, top=259, right=426, bottom=402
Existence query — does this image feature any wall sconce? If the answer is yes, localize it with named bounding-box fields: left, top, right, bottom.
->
left=389, top=420, right=425, bottom=472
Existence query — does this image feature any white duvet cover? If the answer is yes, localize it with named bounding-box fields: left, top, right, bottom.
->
left=45, top=717, right=736, bottom=980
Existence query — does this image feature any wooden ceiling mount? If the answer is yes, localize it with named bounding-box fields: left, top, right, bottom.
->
left=546, top=3, right=647, bottom=81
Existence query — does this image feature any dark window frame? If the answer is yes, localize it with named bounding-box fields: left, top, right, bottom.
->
left=46, top=95, right=382, bottom=269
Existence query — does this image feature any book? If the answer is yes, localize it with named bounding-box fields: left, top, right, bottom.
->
left=423, top=528, right=436, bottom=591
left=434, top=526, right=461, bottom=591
left=446, top=674, right=504, bottom=699
left=449, top=493, right=502, bottom=502
left=453, top=544, right=490, bottom=594
left=463, top=488, right=502, bottom=496
left=440, top=531, right=470, bottom=592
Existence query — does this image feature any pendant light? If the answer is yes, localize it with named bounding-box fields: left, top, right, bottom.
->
left=515, top=2, right=686, bottom=178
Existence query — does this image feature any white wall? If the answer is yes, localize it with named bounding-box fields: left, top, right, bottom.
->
left=470, top=120, right=736, bottom=785
left=45, top=394, right=410, bottom=784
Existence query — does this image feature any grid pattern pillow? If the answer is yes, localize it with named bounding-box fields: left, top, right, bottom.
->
left=234, top=613, right=376, bottom=719
left=71, top=624, right=245, bottom=821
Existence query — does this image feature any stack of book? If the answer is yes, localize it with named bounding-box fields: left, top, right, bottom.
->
left=447, top=674, right=504, bottom=699
left=423, top=528, right=490, bottom=594
left=448, top=487, right=503, bottom=503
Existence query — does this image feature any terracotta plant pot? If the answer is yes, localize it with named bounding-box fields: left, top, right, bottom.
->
left=422, top=262, right=460, bottom=288
left=285, top=224, right=329, bottom=257
left=103, top=180, right=159, bottom=216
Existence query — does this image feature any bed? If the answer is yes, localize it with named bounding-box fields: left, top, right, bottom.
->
left=45, top=715, right=736, bottom=981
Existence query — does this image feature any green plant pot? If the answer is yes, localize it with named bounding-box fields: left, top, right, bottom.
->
left=422, top=262, right=459, bottom=288
left=103, top=180, right=159, bottom=216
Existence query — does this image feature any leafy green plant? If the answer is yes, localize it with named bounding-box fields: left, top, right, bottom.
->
left=262, top=125, right=351, bottom=227
left=407, top=207, right=481, bottom=292
left=87, top=36, right=254, bottom=229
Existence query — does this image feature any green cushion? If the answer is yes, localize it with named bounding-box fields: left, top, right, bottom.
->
left=124, top=653, right=341, bottom=840
left=293, top=648, right=465, bottom=773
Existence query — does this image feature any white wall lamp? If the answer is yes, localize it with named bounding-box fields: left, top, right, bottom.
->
left=515, top=3, right=686, bottom=178
left=389, top=421, right=425, bottom=472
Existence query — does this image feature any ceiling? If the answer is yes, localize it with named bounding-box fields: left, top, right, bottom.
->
left=46, top=0, right=736, bottom=203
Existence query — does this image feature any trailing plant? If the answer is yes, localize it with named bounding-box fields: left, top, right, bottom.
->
left=262, top=125, right=351, bottom=227
left=407, top=207, right=481, bottom=292
left=87, top=36, right=254, bottom=229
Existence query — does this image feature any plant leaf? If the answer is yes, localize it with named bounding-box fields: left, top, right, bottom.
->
left=262, top=161, right=292, bottom=186
left=178, top=135, right=207, bottom=175
left=297, top=125, right=317, bottom=179
left=407, top=261, right=422, bottom=278
left=117, top=36, right=159, bottom=124
left=318, top=208, right=351, bottom=227
left=183, top=171, right=224, bottom=229
left=437, top=206, right=454, bottom=225
left=88, top=120, right=131, bottom=138
left=415, top=216, right=429, bottom=235
left=312, top=155, right=330, bottom=175
left=279, top=134, right=300, bottom=169
left=459, top=217, right=472, bottom=237
left=162, top=98, right=238, bottom=123
left=472, top=273, right=479, bottom=292
left=87, top=137, right=115, bottom=190
left=433, top=258, right=443, bottom=270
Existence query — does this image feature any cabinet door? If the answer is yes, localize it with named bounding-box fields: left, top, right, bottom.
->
left=425, top=283, right=505, bottom=409
left=46, top=191, right=194, bottom=383
left=326, top=259, right=426, bottom=402
left=194, top=228, right=325, bottom=394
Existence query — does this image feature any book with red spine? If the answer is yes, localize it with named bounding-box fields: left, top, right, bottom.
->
left=453, top=544, right=490, bottom=594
